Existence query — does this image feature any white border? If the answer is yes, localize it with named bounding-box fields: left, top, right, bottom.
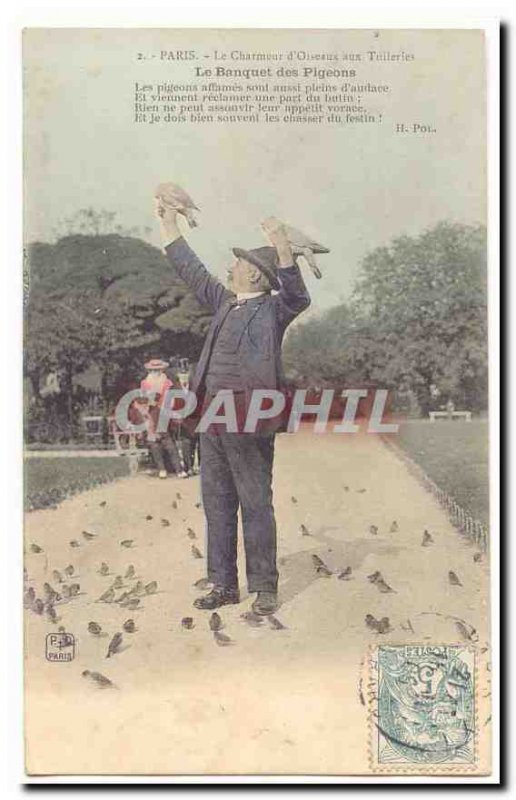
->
left=1, top=1, right=502, bottom=792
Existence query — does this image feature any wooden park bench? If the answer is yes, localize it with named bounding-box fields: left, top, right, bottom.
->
left=429, top=410, right=472, bottom=422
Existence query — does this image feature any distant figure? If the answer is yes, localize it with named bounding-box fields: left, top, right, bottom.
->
left=140, top=358, right=186, bottom=479
left=446, top=398, right=455, bottom=420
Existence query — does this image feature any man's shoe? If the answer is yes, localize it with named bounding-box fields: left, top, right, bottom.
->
left=193, top=586, right=240, bottom=610
left=251, top=591, right=279, bottom=616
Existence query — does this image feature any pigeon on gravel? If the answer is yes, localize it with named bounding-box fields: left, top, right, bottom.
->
left=291, top=496, right=298, bottom=504
left=473, top=552, right=484, bottom=563
left=145, top=581, right=158, bottom=595
left=455, top=620, right=478, bottom=642
left=98, top=563, right=110, bottom=576
left=88, top=622, right=102, bottom=635
left=300, top=524, right=310, bottom=537
left=99, top=501, right=107, bottom=507
left=181, top=617, right=194, bottom=630
left=98, top=588, right=115, bottom=603
left=213, top=631, right=233, bottom=646
left=365, top=614, right=392, bottom=634
left=375, top=577, right=395, bottom=594
left=32, top=598, right=44, bottom=615
left=390, top=521, right=399, bottom=533
left=422, top=530, right=434, bottom=547
left=30, top=544, right=43, bottom=553
left=82, top=670, right=114, bottom=688
left=64, top=565, right=74, bottom=577
left=82, top=530, right=96, bottom=541
left=357, top=488, right=367, bottom=494
left=24, top=587, right=36, bottom=607
left=316, top=564, right=333, bottom=578
left=124, top=565, right=135, bottom=579
left=113, top=576, right=124, bottom=590
left=106, top=632, right=123, bottom=658
left=120, top=540, right=134, bottom=548
left=70, top=540, right=80, bottom=548
left=123, top=619, right=136, bottom=633
left=172, top=501, right=178, bottom=510
left=368, top=525, right=378, bottom=535
left=176, top=492, right=182, bottom=500
left=367, top=571, right=382, bottom=584
left=209, top=612, right=222, bottom=632
left=120, top=598, right=140, bottom=610
left=268, top=616, right=287, bottom=630
left=161, top=518, right=170, bottom=527
left=52, top=570, right=63, bottom=584
left=146, top=515, right=153, bottom=521
left=191, top=545, right=203, bottom=559
left=448, top=571, right=463, bottom=586
left=337, top=567, right=353, bottom=581
left=187, top=528, right=197, bottom=539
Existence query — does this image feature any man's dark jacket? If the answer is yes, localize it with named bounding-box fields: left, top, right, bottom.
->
left=164, top=237, right=311, bottom=401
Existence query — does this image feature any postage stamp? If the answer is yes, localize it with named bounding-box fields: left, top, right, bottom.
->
left=369, top=645, right=476, bottom=772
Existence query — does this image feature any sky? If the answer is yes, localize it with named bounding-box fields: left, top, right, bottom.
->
left=23, top=28, right=486, bottom=312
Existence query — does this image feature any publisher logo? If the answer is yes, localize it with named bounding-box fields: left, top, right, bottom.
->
left=46, top=632, right=75, bottom=662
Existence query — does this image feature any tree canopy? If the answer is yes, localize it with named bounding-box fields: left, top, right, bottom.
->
left=283, top=222, right=488, bottom=413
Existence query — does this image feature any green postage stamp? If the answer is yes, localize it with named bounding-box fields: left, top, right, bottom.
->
left=370, top=645, right=476, bottom=771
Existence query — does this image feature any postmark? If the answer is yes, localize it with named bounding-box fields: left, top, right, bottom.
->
left=368, top=645, right=476, bottom=772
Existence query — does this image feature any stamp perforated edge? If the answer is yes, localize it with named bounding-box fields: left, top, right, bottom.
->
left=366, top=642, right=483, bottom=775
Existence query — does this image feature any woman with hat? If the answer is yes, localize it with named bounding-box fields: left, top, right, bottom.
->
left=140, top=358, right=187, bottom=479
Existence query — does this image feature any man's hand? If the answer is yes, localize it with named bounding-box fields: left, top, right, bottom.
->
left=155, top=197, right=182, bottom=246
left=261, top=216, right=294, bottom=268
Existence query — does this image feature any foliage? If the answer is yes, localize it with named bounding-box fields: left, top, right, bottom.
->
left=284, top=222, right=488, bottom=412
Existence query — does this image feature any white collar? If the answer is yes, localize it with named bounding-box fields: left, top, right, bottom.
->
left=236, top=291, right=266, bottom=302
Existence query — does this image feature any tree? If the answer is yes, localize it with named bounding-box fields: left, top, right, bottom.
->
left=25, top=225, right=214, bottom=439
left=284, top=222, right=488, bottom=413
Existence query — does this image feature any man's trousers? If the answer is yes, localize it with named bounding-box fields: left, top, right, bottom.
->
left=200, top=432, right=278, bottom=593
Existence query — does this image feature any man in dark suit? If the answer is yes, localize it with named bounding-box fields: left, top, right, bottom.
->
left=156, top=201, right=311, bottom=615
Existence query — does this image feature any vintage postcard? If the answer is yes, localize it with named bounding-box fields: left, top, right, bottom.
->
left=23, top=27, right=495, bottom=777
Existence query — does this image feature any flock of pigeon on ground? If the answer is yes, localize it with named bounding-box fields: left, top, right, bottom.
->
left=24, top=484, right=485, bottom=689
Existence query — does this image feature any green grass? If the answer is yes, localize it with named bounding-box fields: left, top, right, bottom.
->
left=391, top=419, right=489, bottom=526
left=25, top=457, right=130, bottom=511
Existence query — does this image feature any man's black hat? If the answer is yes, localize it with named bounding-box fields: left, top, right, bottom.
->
left=232, top=246, right=281, bottom=290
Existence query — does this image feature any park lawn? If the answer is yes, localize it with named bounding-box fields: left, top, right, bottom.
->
left=392, top=418, right=489, bottom=526
left=25, top=457, right=130, bottom=511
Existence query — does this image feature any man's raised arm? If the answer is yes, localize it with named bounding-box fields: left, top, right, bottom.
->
left=261, top=216, right=311, bottom=327
left=156, top=201, right=231, bottom=312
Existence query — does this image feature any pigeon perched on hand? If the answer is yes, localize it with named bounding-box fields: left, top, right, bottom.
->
left=155, top=182, right=200, bottom=229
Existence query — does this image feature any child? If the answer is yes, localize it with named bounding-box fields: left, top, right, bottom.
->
left=140, top=358, right=186, bottom=479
